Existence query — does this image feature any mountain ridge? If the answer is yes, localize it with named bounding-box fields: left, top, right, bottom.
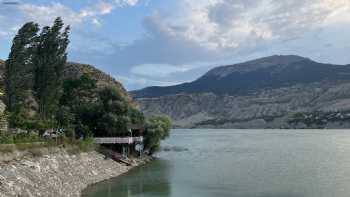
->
left=132, top=55, right=350, bottom=98
left=132, top=55, right=350, bottom=129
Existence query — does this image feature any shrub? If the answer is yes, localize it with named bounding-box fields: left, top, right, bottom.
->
left=144, top=115, right=172, bottom=154
left=0, top=135, right=14, bottom=144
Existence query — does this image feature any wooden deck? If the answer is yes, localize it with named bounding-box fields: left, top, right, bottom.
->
left=93, top=137, right=143, bottom=144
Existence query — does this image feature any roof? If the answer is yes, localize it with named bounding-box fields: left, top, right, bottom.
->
left=127, top=124, right=145, bottom=130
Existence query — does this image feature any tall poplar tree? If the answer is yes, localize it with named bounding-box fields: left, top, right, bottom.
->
left=33, top=17, right=70, bottom=120
left=5, top=22, right=39, bottom=121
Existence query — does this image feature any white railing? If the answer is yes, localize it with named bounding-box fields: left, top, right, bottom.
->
left=93, top=137, right=143, bottom=144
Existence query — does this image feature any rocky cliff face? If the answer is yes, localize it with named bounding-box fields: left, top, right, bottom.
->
left=133, top=55, right=350, bottom=128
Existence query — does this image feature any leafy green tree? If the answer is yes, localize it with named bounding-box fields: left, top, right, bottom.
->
left=60, top=74, right=97, bottom=109
left=128, top=107, right=145, bottom=125
left=33, top=17, right=70, bottom=121
left=94, top=87, right=131, bottom=136
left=144, top=115, right=172, bottom=154
left=60, top=82, right=140, bottom=138
left=58, top=74, right=98, bottom=138
left=5, top=22, right=39, bottom=127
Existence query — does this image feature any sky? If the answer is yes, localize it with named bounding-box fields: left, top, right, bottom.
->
left=1, top=0, right=350, bottom=90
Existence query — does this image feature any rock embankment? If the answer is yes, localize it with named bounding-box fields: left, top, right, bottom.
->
left=0, top=149, right=147, bottom=197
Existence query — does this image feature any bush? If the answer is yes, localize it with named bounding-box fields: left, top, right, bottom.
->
left=0, top=133, right=44, bottom=145
left=144, top=115, right=172, bottom=154
left=76, top=137, right=96, bottom=152
left=0, top=135, right=14, bottom=144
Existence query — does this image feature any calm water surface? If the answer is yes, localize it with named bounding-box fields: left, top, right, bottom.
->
left=83, top=129, right=350, bottom=197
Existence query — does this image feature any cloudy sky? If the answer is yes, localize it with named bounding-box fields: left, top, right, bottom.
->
left=1, top=0, right=350, bottom=90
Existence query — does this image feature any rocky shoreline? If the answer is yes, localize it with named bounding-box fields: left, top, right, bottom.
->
left=0, top=148, right=150, bottom=197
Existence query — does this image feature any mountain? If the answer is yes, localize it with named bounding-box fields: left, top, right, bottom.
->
left=132, top=55, right=350, bottom=128
left=133, top=55, right=350, bottom=98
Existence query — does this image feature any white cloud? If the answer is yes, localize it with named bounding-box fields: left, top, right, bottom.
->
left=79, top=1, right=114, bottom=18
left=18, top=3, right=83, bottom=26
left=154, top=0, right=350, bottom=52
left=18, top=1, right=115, bottom=27
left=131, top=64, right=197, bottom=78
left=115, top=75, right=185, bottom=89
left=115, top=0, right=140, bottom=7
left=1, top=0, right=141, bottom=34
left=0, top=0, right=142, bottom=46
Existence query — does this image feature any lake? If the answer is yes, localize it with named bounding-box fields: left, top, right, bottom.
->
left=83, top=129, right=350, bottom=197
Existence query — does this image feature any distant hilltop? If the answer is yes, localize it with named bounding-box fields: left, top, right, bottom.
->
left=132, top=55, right=348, bottom=98
left=132, top=55, right=350, bottom=129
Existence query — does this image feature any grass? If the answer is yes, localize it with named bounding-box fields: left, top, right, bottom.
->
left=0, top=133, right=97, bottom=155
left=0, top=133, right=44, bottom=144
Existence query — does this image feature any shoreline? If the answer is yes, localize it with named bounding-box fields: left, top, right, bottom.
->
left=0, top=147, right=151, bottom=197
left=81, top=155, right=153, bottom=197
left=81, top=156, right=152, bottom=197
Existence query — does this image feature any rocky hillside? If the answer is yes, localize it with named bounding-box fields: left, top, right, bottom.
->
left=64, top=62, right=132, bottom=102
left=0, top=60, right=133, bottom=105
left=132, top=55, right=350, bottom=129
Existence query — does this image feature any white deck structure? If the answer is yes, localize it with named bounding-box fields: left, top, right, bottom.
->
left=93, top=137, right=143, bottom=144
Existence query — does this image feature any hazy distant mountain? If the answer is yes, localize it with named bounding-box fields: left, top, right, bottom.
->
left=132, top=55, right=350, bottom=98
left=132, top=55, right=350, bottom=128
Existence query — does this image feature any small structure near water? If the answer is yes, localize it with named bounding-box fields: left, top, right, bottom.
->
left=93, top=136, right=143, bottom=144
left=93, top=124, right=145, bottom=157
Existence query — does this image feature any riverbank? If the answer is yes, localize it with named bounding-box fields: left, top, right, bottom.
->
left=0, top=147, right=150, bottom=197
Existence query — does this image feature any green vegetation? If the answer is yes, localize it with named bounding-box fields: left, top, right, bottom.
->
left=33, top=18, right=70, bottom=120
left=0, top=133, right=43, bottom=144
left=58, top=75, right=145, bottom=138
left=144, top=115, right=172, bottom=154
left=0, top=132, right=95, bottom=154
left=5, top=22, right=39, bottom=126
left=1, top=18, right=172, bottom=155
left=5, top=17, right=69, bottom=129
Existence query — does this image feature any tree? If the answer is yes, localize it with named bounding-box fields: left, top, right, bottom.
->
left=60, top=73, right=97, bottom=108
left=128, top=107, right=145, bottom=125
left=58, top=74, right=98, bottom=138
left=95, top=87, right=131, bottom=136
left=144, top=115, right=172, bottom=154
left=33, top=17, right=70, bottom=121
left=5, top=22, right=39, bottom=127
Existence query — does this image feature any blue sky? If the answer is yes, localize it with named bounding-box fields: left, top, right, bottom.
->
left=1, top=0, right=350, bottom=90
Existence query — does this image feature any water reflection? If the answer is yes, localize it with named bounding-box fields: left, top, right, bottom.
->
left=83, top=159, right=171, bottom=197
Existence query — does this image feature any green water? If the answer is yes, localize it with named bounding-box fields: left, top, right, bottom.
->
left=83, top=129, right=350, bottom=197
